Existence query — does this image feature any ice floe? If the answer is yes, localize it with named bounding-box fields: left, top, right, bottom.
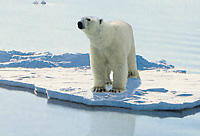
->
left=0, top=50, right=199, bottom=111
left=0, top=67, right=199, bottom=111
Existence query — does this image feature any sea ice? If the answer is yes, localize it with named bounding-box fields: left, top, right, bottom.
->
left=0, top=67, right=199, bottom=111
left=0, top=50, right=199, bottom=111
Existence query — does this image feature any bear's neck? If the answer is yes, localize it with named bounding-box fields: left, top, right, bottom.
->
left=87, top=23, right=113, bottom=48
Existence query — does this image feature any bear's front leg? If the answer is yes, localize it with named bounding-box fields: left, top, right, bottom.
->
left=90, top=47, right=107, bottom=93
left=91, top=64, right=107, bottom=93
left=110, top=62, right=128, bottom=93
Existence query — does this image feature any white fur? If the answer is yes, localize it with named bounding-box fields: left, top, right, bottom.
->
left=79, top=17, right=140, bottom=92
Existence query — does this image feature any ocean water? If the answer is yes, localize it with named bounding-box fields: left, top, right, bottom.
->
left=0, top=0, right=199, bottom=73
left=0, top=86, right=200, bottom=136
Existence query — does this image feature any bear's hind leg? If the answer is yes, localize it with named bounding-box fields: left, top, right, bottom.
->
left=105, top=67, right=112, bottom=85
left=128, top=71, right=140, bottom=79
left=128, top=52, right=140, bottom=79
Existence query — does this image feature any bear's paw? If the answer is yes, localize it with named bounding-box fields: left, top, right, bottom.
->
left=92, top=87, right=107, bottom=93
left=106, top=82, right=112, bottom=85
left=109, top=89, right=123, bottom=93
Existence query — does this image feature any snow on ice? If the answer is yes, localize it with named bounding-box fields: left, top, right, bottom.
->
left=0, top=50, right=199, bottom=111
left=0, top=50, right=173, bottom=70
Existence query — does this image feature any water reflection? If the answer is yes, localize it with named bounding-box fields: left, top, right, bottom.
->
left=88, top=111, right=135, bottom=136
left=48, top=99, right=136, bottom=136
left=48, top=98, right=200, bottom=119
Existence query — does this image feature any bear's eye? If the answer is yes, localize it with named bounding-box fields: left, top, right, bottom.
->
left=86, top=18, right=91, bottom=22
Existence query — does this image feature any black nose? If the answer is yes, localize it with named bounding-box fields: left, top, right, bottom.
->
left=77, top=21, right=83, bottom=29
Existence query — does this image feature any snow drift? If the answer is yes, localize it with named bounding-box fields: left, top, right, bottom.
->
left=0, top=50, right=174, bottom=70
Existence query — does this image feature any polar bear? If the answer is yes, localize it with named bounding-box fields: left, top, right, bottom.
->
left=78, top=16, right=140, bottom=93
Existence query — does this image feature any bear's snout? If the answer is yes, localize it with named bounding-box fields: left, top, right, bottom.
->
left=77, top=21, right=84, bottom=29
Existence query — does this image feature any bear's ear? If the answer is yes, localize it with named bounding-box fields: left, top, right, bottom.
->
left=99, top=19, right=103, bottom=24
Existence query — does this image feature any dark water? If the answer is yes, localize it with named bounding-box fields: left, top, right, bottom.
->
left=0, top=85, right=200, bottom=136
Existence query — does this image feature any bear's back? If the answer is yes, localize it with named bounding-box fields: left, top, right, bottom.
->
left=108, top=20, right=131, bottom=28
left=108, top=20, right=133, bottom=35
left=107, top=20, right=133, bottom=42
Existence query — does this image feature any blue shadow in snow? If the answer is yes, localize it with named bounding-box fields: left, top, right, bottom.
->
left=0, top=50, right=174, bottom=70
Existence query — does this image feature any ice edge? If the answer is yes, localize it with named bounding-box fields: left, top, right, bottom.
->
left=0, top=79, right=200, bottom=111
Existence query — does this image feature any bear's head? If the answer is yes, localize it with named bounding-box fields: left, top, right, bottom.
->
left=77, top=16, right=103, bottom=35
